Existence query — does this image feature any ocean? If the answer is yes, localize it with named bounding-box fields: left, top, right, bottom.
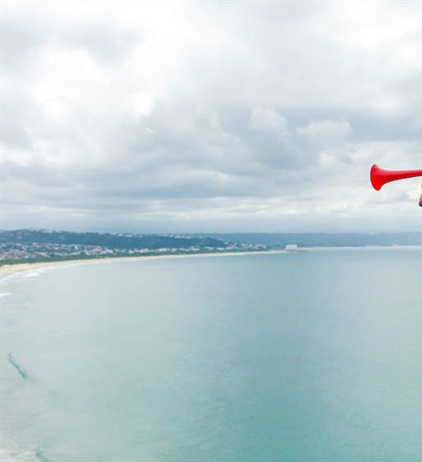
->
left=2, top=248, right=422, bottom=461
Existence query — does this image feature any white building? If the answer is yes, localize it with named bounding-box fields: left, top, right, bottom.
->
left=285, top=244, right=299, bottom=251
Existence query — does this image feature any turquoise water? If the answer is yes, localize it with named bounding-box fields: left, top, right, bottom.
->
left=2, top=249, right=422, bottom=461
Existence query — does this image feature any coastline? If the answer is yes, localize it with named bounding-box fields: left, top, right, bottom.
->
left=0, top=259, right=90, bottom=279
left=0, top=250, right=285, bottom=280
left=4, top=245, right=422, bottom=280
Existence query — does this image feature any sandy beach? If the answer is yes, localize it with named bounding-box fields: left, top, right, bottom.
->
left=0, top=250, right=285, bottom=280
left=0, top=260, right=84, bottom=279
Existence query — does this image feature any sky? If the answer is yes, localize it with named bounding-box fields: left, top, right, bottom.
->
left=2, top=1, right=422, bottom=233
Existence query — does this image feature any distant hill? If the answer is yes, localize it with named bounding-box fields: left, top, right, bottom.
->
left=188, top=232, right=422, bottom=248
left=1, top=229, right=239, bottom=264
left=3, top=230, right=422, bottom=265
left=1, top=229, right=229, bottom=250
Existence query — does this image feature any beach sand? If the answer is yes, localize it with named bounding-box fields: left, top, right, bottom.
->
left=0, top=259, right=94, bottom=279
left=0, top=250, right=285, bottom=280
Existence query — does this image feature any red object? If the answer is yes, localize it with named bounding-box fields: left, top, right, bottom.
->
left=370, top=164, right=422, bottom=191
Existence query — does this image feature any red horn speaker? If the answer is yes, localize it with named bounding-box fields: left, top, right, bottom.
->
left=370, top=164, right=422, bottom=191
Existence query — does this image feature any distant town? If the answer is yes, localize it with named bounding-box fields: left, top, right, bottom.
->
left=1, top=229, right=422, bottom=265
left=0, top=229, right=267, bottom=264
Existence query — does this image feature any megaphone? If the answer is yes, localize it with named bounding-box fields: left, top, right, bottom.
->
left=370, top=164, right=422, bottom=191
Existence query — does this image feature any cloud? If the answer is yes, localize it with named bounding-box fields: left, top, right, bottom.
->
left=297, top=120, right=351, bottom=144
left=2, top=2, right=422, bottom=232
left=250, top=108, right=290, bottom=135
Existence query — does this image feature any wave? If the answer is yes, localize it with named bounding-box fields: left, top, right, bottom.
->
left=1, top=423, right=50, bottom=462
left=2, top=270, right=44, bottom=284
left=0, top=448, right=39, bottom=462
left=21, top=271, right=44, bottom=279
left=0, top=448, right=50, bottom=462
left=7, top=354, right=28, bottom=381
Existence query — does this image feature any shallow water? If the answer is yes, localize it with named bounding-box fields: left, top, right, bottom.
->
left=2, top=249, right=422, bottom=461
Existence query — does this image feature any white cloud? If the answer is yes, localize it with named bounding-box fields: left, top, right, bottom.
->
left=2, top=1, right=422, bottom=232
left=297, top=119, right=352, bottom=144
left=250, top=108, right=290, bottom=136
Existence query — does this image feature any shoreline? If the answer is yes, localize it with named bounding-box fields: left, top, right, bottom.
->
left=3, top=245, right=422, bottom=280
left=0, top=250, right=285, bottom=280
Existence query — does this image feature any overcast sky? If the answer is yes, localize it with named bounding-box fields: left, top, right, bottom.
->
left=2, top=1, right=422, bottom=233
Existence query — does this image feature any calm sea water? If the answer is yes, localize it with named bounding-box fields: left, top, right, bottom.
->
left=2, top=248, right=422, bottom=462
